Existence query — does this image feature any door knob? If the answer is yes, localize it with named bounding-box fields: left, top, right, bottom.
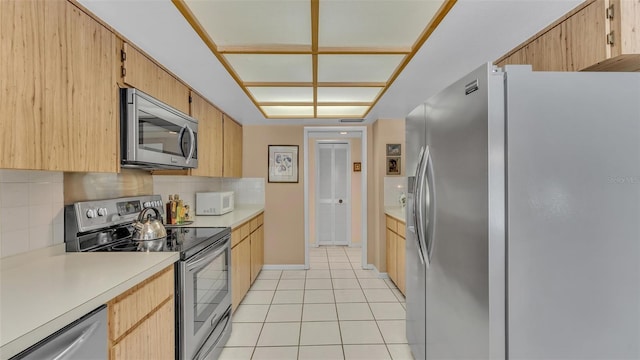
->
left=338, top=199, right=343, bottom=204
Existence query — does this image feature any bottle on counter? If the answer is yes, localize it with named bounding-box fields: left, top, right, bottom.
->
left=177, top=197, right=185, bottom=224
left=166, top=195, right=174, bottom=224
left=171, top=195, right=179, bottom=225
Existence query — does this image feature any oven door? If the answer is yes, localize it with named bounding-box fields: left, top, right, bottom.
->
left=179, top=236, right=231, bottom=360
left=123, top=88, right=198, bottom=169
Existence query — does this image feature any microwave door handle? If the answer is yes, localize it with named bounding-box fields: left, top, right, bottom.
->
left=178, top=125, right=188, bottom=158
left=185, top=125, right=195, bottom=164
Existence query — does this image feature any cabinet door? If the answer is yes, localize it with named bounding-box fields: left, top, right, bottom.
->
left=527, top=23, right=568, bottom=71
left=43, top=1, right=118, bottom=172
left=566, top=0, right=608, bottom=71
left=223, top=116, right=243, bottom=178
left=239, top=238, right=251, bottom=300
left=0, top=0, right=45, bottom=169
left=386, top=228, right=397, bottom=283
left=190, top=92, right=223, bottom=177
left=231, top=243, right=242, bottom=312
left=122, top=43, right=190, bottom=114
left=111, top=297, right=174, bottom=360
left=397, top=235, right=406, bottom=295
left=258, top=225, right=264, bottom=275
left=250, top=230, right=259, bottom=284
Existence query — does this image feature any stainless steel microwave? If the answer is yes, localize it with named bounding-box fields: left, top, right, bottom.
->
left=120, top=88, right=198, bottom=169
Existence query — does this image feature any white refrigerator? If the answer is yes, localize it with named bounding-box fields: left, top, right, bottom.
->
left=405, top=63, right=640, bottom=359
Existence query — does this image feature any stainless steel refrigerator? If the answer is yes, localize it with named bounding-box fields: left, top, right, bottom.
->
left=405, top=63, right=640, bottom=360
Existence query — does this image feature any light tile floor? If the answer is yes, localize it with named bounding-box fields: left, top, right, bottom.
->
left=220, top=246, right=413, bottom=360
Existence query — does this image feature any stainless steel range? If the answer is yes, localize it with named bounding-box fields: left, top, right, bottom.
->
left=64, top=195, right=232, bottom=360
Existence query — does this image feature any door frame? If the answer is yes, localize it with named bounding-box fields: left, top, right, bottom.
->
left=315, top=140, right=352, bottom=247
left=304, top=126, right=368, bottom=270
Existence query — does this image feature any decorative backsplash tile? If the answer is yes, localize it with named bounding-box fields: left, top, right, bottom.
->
left=0, top=170, right=64, bottom=258
left=384, top=176, right=408, bottom=207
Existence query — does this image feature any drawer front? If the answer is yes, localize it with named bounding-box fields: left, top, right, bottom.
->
left=250, top=216, right=259, bottom=233
left=109, top=265, right=174, bottom=341
left=386, top=216, right=397, bottom=232
left=110, top=297, right=174, bottom=360
left=239, top=221, right=250, bottom=240
left=231, top=227, right=242, bottom=248
left=397, top=221, right=406, bottom=238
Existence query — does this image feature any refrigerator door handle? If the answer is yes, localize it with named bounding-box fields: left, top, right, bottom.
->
left=424, top=151, right=436, bottom=263
left=413, top=146, right=427, bottom=265
left=415, top=145, right=431, bottom=266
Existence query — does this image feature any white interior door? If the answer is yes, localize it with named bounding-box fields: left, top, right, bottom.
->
left=316, top=142, right=350, bottom=246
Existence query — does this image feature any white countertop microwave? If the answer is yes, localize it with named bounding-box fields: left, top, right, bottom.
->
left=196, top=192, right=234, bottom=216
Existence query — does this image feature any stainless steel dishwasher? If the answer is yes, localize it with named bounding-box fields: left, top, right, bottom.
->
left=11, top=305, right=107, bottom=360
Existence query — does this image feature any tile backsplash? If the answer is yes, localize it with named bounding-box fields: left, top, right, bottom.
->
left=152, top=176, right=265, bottom=211
left=0, top=170, right=64, bottom=258
left=384, top=176, right=408, bottom=207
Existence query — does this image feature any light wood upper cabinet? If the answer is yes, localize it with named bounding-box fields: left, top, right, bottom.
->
left=190, top=92, right=223, bottom=177
left=43, top=1, right=119, bottom=172
left=495, top=0, right=640, bottom=72
left=1, top=0, right=118, bottom=172
left=122, top=43, right=190, bottom=114
left=1, top=0, right=44, bottom=170
left=565, top=0, right=609, bottom=71
left=223, top=116, right=243, bottom=178
left=527, top=22, right=568, bottom=71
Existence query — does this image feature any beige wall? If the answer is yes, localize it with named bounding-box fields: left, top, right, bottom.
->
left=243, top=125, right=305, bottom=265
left=243, top=121, right=403, bottom=270
left=308, top=138, right=362, bottom=246
left=369, top=119, right=406, bottom=272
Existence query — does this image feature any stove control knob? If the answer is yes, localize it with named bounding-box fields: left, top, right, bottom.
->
left=97, top=208, right=108, bottom=217
left=155, top=200, right=162, bottom=207
left=143, top=202, right=151, bottom=208
left=86, top=209, right=97, bottom=218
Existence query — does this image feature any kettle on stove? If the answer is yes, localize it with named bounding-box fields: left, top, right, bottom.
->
left=132, top=207, right=167, bottom=251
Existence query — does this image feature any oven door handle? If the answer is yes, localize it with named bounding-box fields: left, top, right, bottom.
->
left=194, top=308, right=231, bottom=360
left=187, top=241, right=229, bottom=272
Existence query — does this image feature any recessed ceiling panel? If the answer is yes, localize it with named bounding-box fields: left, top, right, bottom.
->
left=174, top=0, right=455, bottom=119
left=225, top=54, right=312, bottom=82
left=318, top=0, right=446, bottom=48
left=261, top=106, right=314, bottom=117
left=248, top=87, right=314, bottom=103
left=317, top=87, right=383, bottom=103
left=318, top=55, right=405, bottom=82
left=317, top=106, right=369, bottom=117
left=183, top=0, right=311, bottom=47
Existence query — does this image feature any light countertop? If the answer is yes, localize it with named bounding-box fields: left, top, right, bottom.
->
left=385, top=206, right=406, bottom=223
left=180, top=205, right=264, bottom=229
left=0, top=245, right=179, bottom=359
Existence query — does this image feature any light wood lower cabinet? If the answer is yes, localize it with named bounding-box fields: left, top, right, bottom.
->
left=386, top=215, right=406, bottom=295
left=108, top=265, right=175, bottom=360
left=231, top=212, right=264, bottom=311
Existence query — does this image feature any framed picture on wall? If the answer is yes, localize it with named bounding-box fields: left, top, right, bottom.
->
left=386, top=157, right=401, bottom=175
left=386, top=144, right=401, bottom=156
left=268, top=145, right=299, bottom=183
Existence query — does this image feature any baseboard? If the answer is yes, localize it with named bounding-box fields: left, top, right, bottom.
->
left=367, top=264, right=390, bottom=279
left=261, top=264, right=306, bottom=271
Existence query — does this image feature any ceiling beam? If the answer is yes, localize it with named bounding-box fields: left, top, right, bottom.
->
left=258, top=102, right=372, bottom=106
left=311, top=0, right=319, bottom=117
left=217, top=45, right=411, bottom=55
left=244, top=82, right=387, bottom=87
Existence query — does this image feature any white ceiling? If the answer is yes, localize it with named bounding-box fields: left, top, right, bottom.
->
left=78, top=0, right=582, bottom=125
